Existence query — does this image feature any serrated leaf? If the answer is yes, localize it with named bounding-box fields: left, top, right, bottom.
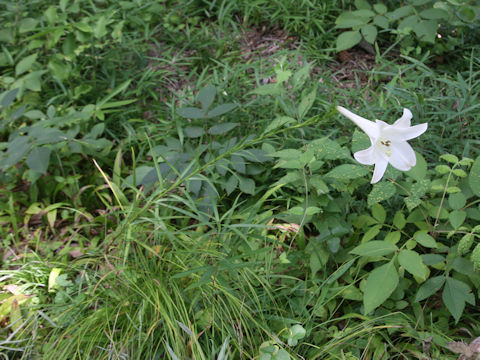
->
left=415, top=276, right=445, bottom=302
left=443, top=277, right=473, bottom=323
left=336, top=30, right=362, bottom=52
left=350, top=240, right=398, bottom=257
left=368, top=182, right=396, bottom=206
left=208, top=122, right=239, bottom=135
left=363, top=260, right=399, bottom=314
left=398, top=250, right=428, bottom=280
left=327, top=164, right=369, bottom=180
left=197, top=85, right=216, bottom=111
left=26, top=147, right=51, bottom=174
left=361, top=24, right=378, bottom=43
left=207, top=103, right=236, bottom=118
left=16, top=53, right=38, bottom=76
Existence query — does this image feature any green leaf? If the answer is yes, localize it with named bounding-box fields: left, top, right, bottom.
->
left=15, top=53, right=38, bottom=76
left=207, top=103, right=236, bottom=118
left=405, top=152, right=427, bottom=181
left=469, top=156, right=480, bottom=196
left=26, top=147, right=51, bottom=174
left=355, top=0, right=372, bottom=10
left=441, top=154, right=459, bottom=164
left=231, top=155, right=246, bottom=174
left=367, top=182, right=396, bottom=206
left=44, top=6, right=57, bottom=25
left=1, top=88, right=19, bottom=109
left=442, top=277, right=473, bottom=323
left=413, top=19, right=437, bottom=43
left=225, top=175, right=238, bottom=195
left=48, top=268, right=63, bottom=292
left=263, top=116, right=295, bottom=134
left=363, top=260, right=399, bottom=314
left=183, top=126, right=204, bottom=138
left=448, top=192, right=466, bottom=211
left=398, top=250, right=428, bottom=280
left=449, top=210, right=466, bottom=229
left=336, top=30, right=362, bottom=52
left=250, top=83, right=284, bottom=96
left=415, top=276, right=445, bottom=302
left=373, top=3, right=387, bottom=14
left=326, top=164, right=369, bottom=180
left=352, top=129, right=370, bottom=153
left=298, top=88, right=316, bottom=120
left=177, top=107, right=205, bottom=119
left=208, top=122, right=239, bottom=135
left=388, top=5, right=414, bottom=20
left=371, top=203, right=386, bottom=223
left=361, top=24, right=378, bottom=44
left=238, top=176, right=255, bottom=194
left=350, top=240, right=398, bottom=257
left=292, top=64, right=311, bottom=91
left=373, top=15, right=389, bottom=29
left=420, top=8, right=449, bottom=20
left=287, top=324, right=306, bottom=346
left=393, top=211, right=406, bottom=229
left=18, top=18, right=38, bottom=33
left=197, top=85, right=216, bottom=111
left=457, top=5, right=476, bottom=22
left=307, top=137, right=350, bottom=160
left=74, top=22, right=92, bottom=33
left=270, top=149, right=302, bottom=160
left=336, top=12, right=369, bottom=29
left=398, top=14, right=419, bottom=32
left=94, top=16, right=108, bottom=38
left=414, top=232, right=437, bottom=248
left=24, top=70, right=47, bottom=92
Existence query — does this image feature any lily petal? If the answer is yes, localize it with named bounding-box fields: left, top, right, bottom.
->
left=382, top=122, right=428, bottom=141
left=337, top=106, right=380, bottom=140
left=393, top=108, right=413, bottom=128
left=389, top=141, right=416, bottom=171
left=371, top=157, right=388, bottom=184
left=353, top=146, right=376, bottom=165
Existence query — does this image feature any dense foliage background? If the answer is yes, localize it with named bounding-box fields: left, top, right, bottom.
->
left=1, top=0, right=480, bottom=358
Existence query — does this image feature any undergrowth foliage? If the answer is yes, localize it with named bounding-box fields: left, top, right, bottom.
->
left=0, top=0, right=480, bottom=359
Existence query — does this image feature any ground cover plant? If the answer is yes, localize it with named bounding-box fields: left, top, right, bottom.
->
left=1, top=0, right=480, bottom=359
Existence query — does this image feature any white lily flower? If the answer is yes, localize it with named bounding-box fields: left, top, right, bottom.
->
left=337, top=106, right=428, bottom=184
